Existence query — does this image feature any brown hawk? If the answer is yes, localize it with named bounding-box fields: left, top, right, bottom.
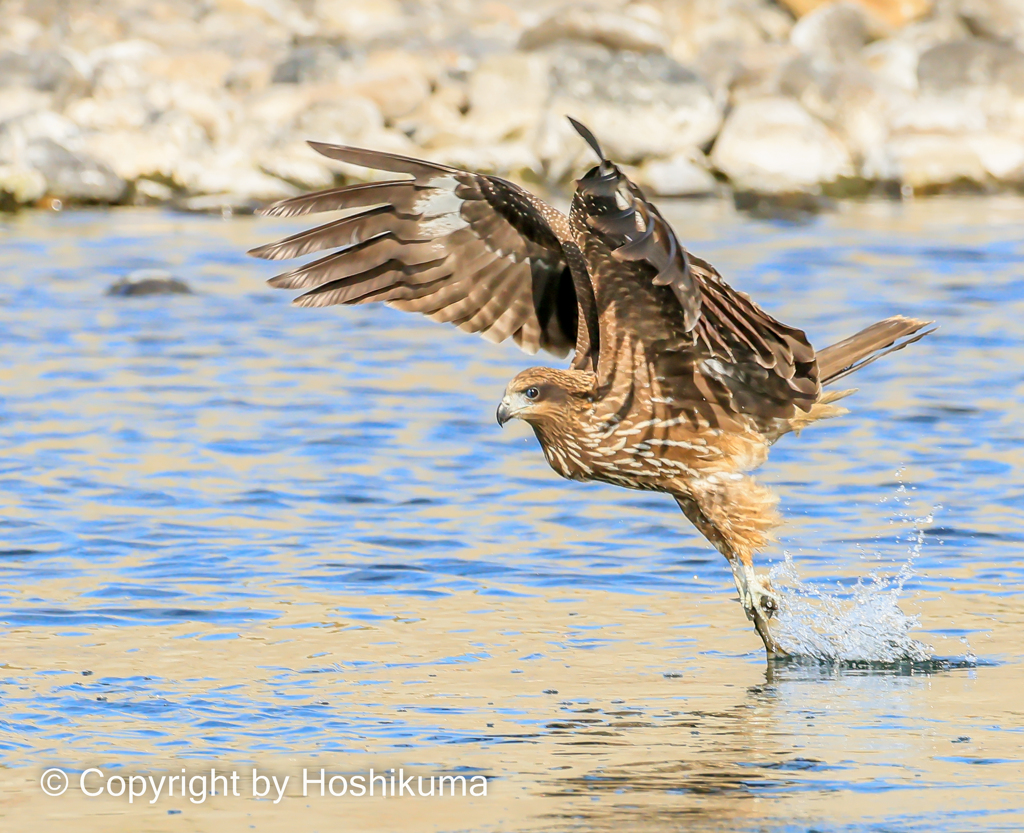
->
left=250, top=119, right=931, bottom=658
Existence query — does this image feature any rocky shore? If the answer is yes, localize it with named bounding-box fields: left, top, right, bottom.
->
left=1, top=0, right=1023, bottom=211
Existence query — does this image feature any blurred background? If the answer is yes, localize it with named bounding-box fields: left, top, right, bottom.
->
left=1, top=0, right=1023, bottom=212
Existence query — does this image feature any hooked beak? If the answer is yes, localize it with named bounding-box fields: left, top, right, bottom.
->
left=496, top=398, right=513, bottom=427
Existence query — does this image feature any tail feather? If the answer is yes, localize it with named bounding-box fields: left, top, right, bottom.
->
left=817, top=315, right=934, bottom=386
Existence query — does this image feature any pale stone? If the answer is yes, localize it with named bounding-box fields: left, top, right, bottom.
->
left=889, top=94, right=988, bottom=134
left=777, top=0, right=932, bottom=28
left=655, top=0, right=794, bottom=66
left=314, top=0, right=406, bottom=44
left=256, top=142, right=336, bottom=190
left=425, top=141, right=542, bottom=178
left=176, top=155, right=299, bottom=200
left=862, top=38, right=921, bottom=92
left=918, top=38, right=1024, bottom=94
left=134, top=178, right=175, bottom=202
left=541, top=45, right=722, bottom=168
left=966, top=133, right=1024, bottom=181
left=878, top=133, right=987, bottom=190
left=25, top=138, right=127, bottom=202
left=294, top=97, right=385, bottom=145
left=0, top=162, right=46, bottom=203
left=519, top=4, right=669, bottom=53
left=226, top=0, right=316, bottom=38
left=465, top=52, right=550, bottom=144
left=346, top=50, right=433, bottom=121
left=710, top=96, right=854, bottom=191
left=143, top=50, right=236, bottom=91
left=87, top=39, right=164, bottom=97
left=635, top=149, right=718, bottom=196
left=790, top=2, right=883, bottom=62
left=956, top=0, right=1024, bottom=52
left=0, top=88, right=53, bottom=122
left=65, top=95, right=151, bottom=132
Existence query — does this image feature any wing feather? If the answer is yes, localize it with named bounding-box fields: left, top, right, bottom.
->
left=250, top=143, right=580, bottom=356
left=571, top=155, right=820, bottom=431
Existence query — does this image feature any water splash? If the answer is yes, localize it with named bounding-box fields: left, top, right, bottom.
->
left=769, top=481, right=936, bottom=663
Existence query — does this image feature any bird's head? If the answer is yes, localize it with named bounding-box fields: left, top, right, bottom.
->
left=496, top=367, right=596, bottom=429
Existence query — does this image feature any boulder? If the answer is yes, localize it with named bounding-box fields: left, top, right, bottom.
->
left=519, top=4, right=669, bottom=54
left=789, top=1, right=882, bottom=63
left=875, top=133, right=988, bottom=191
left=956, top=0, right=1024, bottom=52
left=635, top=149, right=719, bottom=196
left=539, top=44, right=722, bottom=177
left=917, top=38, right=1024, bottom=94
left=25, top=138, right=128, bottom=203
left=776, top=0, right=932, bottom=28
left=651, top=0, right=793, bottom=66
left=0, top=163, right=47, bottom=206
left=710, top=96, right=854, bottom=191
left=272, top=42, right=348, bottom=85
left=107, top=269, right=193, bottom=297
left=0, top=50, right=88, bottom=101
left=313, top=0, right=407, bottom=44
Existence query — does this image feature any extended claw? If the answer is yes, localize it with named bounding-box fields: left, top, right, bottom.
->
left=731, top=562, right=789, bottom=660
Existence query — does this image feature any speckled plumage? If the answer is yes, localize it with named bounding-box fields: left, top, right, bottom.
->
left=251, top=125, right=932, bottom=657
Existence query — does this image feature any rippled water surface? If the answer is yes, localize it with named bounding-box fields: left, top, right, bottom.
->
left=1, top=198, right=1022, bottom=832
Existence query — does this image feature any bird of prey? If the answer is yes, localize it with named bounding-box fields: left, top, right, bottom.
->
left=249, top=119, right=931, bottom=658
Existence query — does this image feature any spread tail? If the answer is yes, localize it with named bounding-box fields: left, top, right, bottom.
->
left=817, top=315, right=933, bottom=386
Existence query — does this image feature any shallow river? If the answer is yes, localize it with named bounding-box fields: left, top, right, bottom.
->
left=1, top=197, right=1022, bottom=832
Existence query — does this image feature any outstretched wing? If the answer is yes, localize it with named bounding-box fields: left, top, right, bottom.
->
left=250, top=142, right=579, bottom=356
left=570, top=149, right=819, bottom=433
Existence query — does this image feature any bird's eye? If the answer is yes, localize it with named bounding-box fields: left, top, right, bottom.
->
left=524, top=386, right=540, bottom=400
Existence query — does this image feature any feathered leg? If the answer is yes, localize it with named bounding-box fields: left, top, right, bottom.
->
left=676, top=475, right=789, bottom=659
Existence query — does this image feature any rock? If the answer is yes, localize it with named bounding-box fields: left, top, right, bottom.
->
left=64, top=95, right=151, bottom=132
left=346, top=50, right=434, bottom=121
left=776, top=0, right=932, bottom=28
left=293, top=96, right=386, bottom=145
left=917, top=38, right=1024, bottom=94
left=272, top=41, right=348, bottom=85
left=462, top=52, right=550, bottom=145
left=789, top=1, right=882, bottom=63
left=0, top=163, right=47, bottom=206
left=133, top=178, right=175, bottom=203
left=81, top=112, right=209, bottom=183
left=25, top=138, right=128, bottom=203
left=635, top=148, right=719, bottom=196
left=967, top=133, right=1024, bottom=182
left=425, top=140, right=542, bottom=178
left=519, top=4, right=669, bottom=54
left=107, top=269, right=193, bottom=297
left=0, top=110, right=81, bottom=156
left=875, top=133, right=988, bottom=191
left=862, top=37, right=922, bottom=92
left=710, top=96, right=854, bottom=191
left=0, top=88, right=52, bottom=122
left=956, top=0, right=1024, bottom=52
left=255, top=141, right=336, bottom=190
left=174, top=156, right=298, bottom=201
left=653, top=0, right=794, bottom=66
left=778, top=59, right=907, bottom=171
left=88, top=39, right=165, bottom=97
left=541, top=44, right=722, bottom=172
left=225, top=58, right=275, bottom=94
left=313, top=0, right=407, bottom=44
left=0, top=50, right=88, bottom=101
